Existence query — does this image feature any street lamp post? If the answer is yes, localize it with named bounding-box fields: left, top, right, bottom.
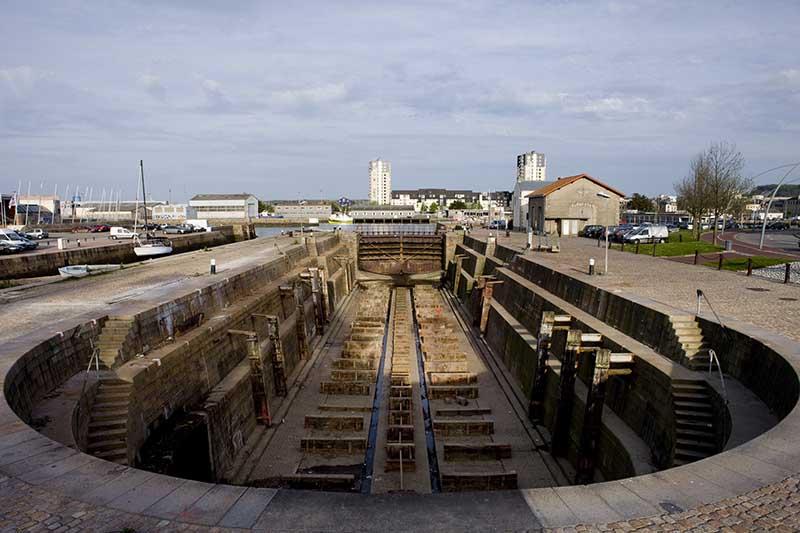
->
left=597, top=192, right=611, bottom=274
left=759, top=163, right=800, bottom=249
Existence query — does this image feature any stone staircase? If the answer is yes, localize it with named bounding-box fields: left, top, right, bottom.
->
left=86, top=378, right=132, bottom=465
left=96, top=318, right=135, bottom=369
left=669, top=316, right=711, bottom=371
left=672, top=378, right=717, bottom=466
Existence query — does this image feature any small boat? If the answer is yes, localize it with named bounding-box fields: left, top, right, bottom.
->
left=328, top=213, right=354, bottom=224
left=59, top=264, right=121, bottom=278
left=133, top=160, right=173, bottom=258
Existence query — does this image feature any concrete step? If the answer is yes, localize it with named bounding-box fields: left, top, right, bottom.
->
left=93, top=400, right=129, bottom=410
left=95, top=390, right=129, bottom=401
left=90, top=409, right=129, bottom=421
left=99, top=382, right=132, bottom=390
left=676, top=438, right=717, bottom=452
left=673, top=400, right=713, bottom=411
left=672, top=382, right=707, bottom=393
left=87, top=439, right=127, bottom=452
left=676, top=419, right=714, bottom=431
left=674, top=448, right=710, bottom=462
left=672, top=392, right=710, bottom=401
left=88, top=428, right=127, bottom=440
left=676, top=428, right=716, bottom=440
left=89, top=419, right=126, bottom=431
left=674, top=410, right=713, bottom=421
left=677, top=334, right=704, bottom=343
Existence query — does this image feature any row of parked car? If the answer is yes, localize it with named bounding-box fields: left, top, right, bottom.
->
left=579, top=223, right=674, bottom=244
left=108, top=223, right=206, bottom=239
left=0, top=229, right=41, bottom=255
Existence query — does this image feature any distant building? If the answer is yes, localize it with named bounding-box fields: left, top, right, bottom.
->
left=272, top=203, right=332, bottom=221
left=655, top=194, right=678, bottom=214
left=350, top=204, right=416, bottom=220
left=526, top=174, right=624, bottom=236
left=517, top=151, right=546, bottom=182
left=188, top=194, right=258, bottom=221
left=785, top=196, right=800, bottom=219
left=0, top=195, right=15, bottom=225
left=60, top=200, right=153, bottom=222
left=16, top=195, right=61, bottom=224
left=152, top=203, right=188, bottom=221
left=390, top=189, right=511, bottom=212
left=369, top=159, right=392, bottom=205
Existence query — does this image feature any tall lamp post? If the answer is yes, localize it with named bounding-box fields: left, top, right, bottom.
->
left=597, top=192, right=611, bottom=274
left=758, top=162, right=800, bottom=250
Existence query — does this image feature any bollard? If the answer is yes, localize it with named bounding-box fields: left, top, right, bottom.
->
left=210, top=258, right=216, bottom=275
left=635, top=242, right=639, bottom=254
left=679, top=234, right=683, bottom=243
left=694, top=250, right=699, bottom=265
left=746, top=257, right=753, bottom=276
left=589, top=257, right=595, bottom=275
left=76, top=239, right=81, bottom=247
left=597, top=236, right=601, bottom=247
left=620, top=241, right=624, bottom=252
left=652, top=241, right=657, bottom=257
left=785, top=263, right=792, bottom=284
left=717, top=254, right=723, bottom=270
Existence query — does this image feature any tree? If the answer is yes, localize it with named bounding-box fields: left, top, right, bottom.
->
left=701, top=141, right=751, bottom=243
left=428, top=202, right=439, bottom=213
left=258, top=201, right=273, bottom=214
left=627, top=193, right=654, bottom=212
left=675, top=154, right=711, bottom=240
left=448, top=200, right=468, bottom=210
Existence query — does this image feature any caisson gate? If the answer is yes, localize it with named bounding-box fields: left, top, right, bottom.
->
left=1, top=226, right=799, bottom=531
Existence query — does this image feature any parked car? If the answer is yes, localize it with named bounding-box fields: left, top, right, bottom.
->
left=611, top=224, right=636, bottom=242
left=623, top=224, right=669, bottom=244
left=0, top=230, right=38, bottom=250
left=24, top=228, right=49, bottom=240
left=724, top=221, right=740, bottom=230
left=665, top=224, right=679, bottom=233
left=71, top=225, right=92, bottom=233
left=767, top=220, right=789, bottom=230
left=162, top=225, right=190, bottom=234
left=579, top=225, right=605, bottom=239
left=141, top=223, right=160, bottom=231
left=0, top=241, right=25, bottom=255
left=109, top=227, right=139, bottom=239
left=90, top=224, right=111, bottom=232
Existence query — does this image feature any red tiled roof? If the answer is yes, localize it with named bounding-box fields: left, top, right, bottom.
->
left=525, top=174, right=625, bottom=198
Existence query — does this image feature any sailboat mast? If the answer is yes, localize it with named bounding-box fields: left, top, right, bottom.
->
left=140, top=160, right=148, bottom=230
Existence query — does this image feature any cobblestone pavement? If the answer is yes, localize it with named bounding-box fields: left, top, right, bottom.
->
left=2, top=469, right=800, bottom=532
left=477, top=231, right=800, bottom=342
left=752, top=261, right=800, bottom=285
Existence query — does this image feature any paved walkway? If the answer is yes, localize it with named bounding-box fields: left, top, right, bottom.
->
left=478, top=230, right=800, bottom=342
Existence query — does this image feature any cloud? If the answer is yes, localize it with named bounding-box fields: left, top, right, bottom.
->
left=271, top=83, right=349, bottom=109
left=138, top=74, right=166, bottom=101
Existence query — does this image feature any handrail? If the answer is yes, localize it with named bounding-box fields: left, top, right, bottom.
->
left=707, top=348, right=729, bottom=450
left=696, top=289, right=732, bottom=343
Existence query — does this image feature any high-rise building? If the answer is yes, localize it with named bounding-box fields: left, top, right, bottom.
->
left=517, top=151, right=546, bottom=182
left=369, top=158, right=392, bottom=204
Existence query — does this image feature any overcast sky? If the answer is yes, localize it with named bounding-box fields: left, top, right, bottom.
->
left=2, top=0, right=800, bottom=202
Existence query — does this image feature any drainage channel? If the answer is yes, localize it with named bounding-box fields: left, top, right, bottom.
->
left=409, top=286, right=442, bottom=493
left=360, top=287, right=394, bottom=494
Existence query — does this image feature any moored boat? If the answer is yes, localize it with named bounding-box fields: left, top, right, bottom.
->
left=328, top=213, right=354, bottom=224
left=59, top=264, right=122, bottom=278
left=132, top=160, right=173, bottom=258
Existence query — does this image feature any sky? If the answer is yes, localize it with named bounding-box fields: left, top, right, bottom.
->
left=2, top=0, right=800, bottom=202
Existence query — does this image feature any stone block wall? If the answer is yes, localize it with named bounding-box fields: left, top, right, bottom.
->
left=4, top=319, right=105, bottom=421
left=203, top=361, right=256, bottom=481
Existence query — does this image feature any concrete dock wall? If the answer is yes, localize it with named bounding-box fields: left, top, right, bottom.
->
left=0, top=226, right=243, bottom=280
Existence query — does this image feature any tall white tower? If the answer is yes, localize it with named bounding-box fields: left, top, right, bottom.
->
left=369, top=158, right=392, bottom=204
left=517, top=151, right=546, bottom=182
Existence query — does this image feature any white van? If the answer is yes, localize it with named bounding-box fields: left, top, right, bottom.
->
left=109, top=227, right=139, bottom=240
left=623, top=224, right=669, bottom=244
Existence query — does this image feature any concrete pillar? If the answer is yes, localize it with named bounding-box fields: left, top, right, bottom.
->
left=305, top=234, right=318, bottom=257
left=550, top=328, right=581, bottom=456
left=575, top=348, right=611, bottom=484
left=308, top=267, right=325, bottom=334
left=485, top=235, right=497, bottom=258
left=316, top=265, right=331, bottom=322
left=479, top=279, right=502, bottom=336
left=230, top=329, right=271, bottom=426
left=278, top=285, right=295, bottom=320
left=453, top=255, right=465, bottom=296
left=529, top=311, right=555, bottom=422
left=266, top=316, right=288, bottom=397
